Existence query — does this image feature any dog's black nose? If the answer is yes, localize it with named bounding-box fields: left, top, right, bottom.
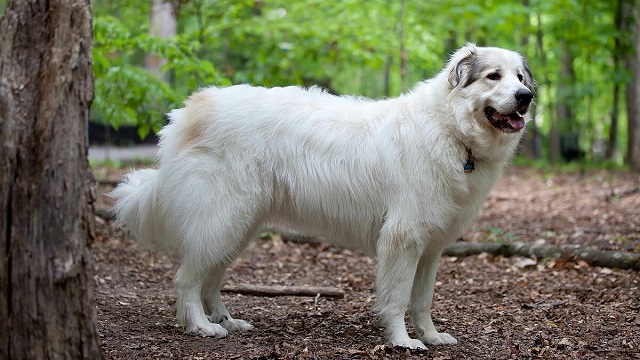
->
left=515, top=88, right=533, bottom=106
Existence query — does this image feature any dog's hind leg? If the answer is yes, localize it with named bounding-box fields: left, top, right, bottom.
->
left=202, top=260, right=254, bottom=332
left=409, top=249, right=458, bottom=345
left=168, top=163, right=268, bottom=336
left=175, top=262, right=228, bottom=338
left=374, top=228, right=426, bottom=350
left=175, top=212, right=263, bottom=337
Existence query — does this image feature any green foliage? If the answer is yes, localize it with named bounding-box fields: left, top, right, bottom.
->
left=92, top=0, right=637, bottom=162
left=92, top=2, right=228, bottom=138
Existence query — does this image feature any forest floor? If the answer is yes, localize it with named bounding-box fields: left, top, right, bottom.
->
left=92, top=166, right=640, bottom=359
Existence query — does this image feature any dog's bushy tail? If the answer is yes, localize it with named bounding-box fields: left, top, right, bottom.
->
left=109, top=169, right=172, bottom=250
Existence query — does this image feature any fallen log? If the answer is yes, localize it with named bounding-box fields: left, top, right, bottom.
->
left=221, top=284, right=344, bottom=298
left=443, top=242, right=640, bottom=271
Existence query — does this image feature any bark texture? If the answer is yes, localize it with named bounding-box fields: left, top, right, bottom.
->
left=0, top=0, right=103, bottom=358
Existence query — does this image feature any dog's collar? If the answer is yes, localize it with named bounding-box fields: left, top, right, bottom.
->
left=463, top=146, right=475, bottom=173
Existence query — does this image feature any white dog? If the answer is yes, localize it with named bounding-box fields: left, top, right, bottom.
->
left=110, top=44, right=533, bottom=349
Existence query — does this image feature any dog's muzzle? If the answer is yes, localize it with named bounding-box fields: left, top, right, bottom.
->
left=485, top=88, right=532, bottom=133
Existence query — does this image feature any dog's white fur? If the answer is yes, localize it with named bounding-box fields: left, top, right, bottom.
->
left=110, top=44, right=534, bottom=349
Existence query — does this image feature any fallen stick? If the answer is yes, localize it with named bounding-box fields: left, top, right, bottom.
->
left=221, top=284, right=344, bottom=298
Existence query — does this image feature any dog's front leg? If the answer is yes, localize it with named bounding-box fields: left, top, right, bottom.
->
left=409, top=250, right=458, bottom=345
left=374, top=234, right=426, bottom=350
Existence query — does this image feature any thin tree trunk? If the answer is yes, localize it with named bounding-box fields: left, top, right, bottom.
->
left=146, top=0, right=177, bottom=79
left=383, top=55, right=392, bottom=97
left=444, top=32, right=457, bottom=58
left=626, top=1, right=640, bottom=170
left=398, top=0, right=407, bottom=91
left=518, top=0, right=541, bottom=159
left=535, top=11, right=553, bottom=161
left=553, top=39, right=576, bottom=163
left=0, top=0, right=103, bottom=358
left=606, top=0, right=625, bottom=161
left=608, top=81, right=620, bottom=160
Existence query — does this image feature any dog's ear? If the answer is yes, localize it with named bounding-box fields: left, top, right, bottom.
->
left=448, top=49, right=478, bottom=89
left=521, top=57, right=536, bottom=93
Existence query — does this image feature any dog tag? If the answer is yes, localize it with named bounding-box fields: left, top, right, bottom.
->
left=464, top=146, right=474, bottom=173
left=464, top=159, right=475, bottom=173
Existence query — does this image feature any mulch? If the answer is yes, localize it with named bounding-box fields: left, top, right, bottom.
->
left=93, top=167, right=640, bottom=359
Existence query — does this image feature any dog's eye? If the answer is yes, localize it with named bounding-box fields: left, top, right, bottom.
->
left=487, top=72, right=501, bottom=81
left=517, top=74, right=524, bottom=82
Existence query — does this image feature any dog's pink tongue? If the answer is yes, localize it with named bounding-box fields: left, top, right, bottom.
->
left=508, top=116, right=525, bottom=130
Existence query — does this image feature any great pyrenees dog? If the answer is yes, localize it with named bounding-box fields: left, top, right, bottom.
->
left=111, top=44, right=534, bottom=349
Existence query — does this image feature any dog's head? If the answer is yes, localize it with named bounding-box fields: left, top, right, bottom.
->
left=447, top=44, right=535, bottom=134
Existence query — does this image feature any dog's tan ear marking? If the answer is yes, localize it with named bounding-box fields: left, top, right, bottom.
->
left=448, top=50, right=478, bottom=89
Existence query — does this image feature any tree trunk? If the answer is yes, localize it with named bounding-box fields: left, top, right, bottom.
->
left=518, top=0, right=541, bottom=159
left=608, top=80, right=620, bottom=160
left=398, top=0, right=407, bottom=91
left=606, top=0, right=626, bottom=161
left=553, top=39, right=576, bottom=163
left=0, top=0, right=103, bottom=358
left=534, top=11, right=556, bottom=162
left=146, top=0, right=177, bottom=79
left=383, top=55, right=392, bottom=97
left=626, top=1, right=640, bottom=171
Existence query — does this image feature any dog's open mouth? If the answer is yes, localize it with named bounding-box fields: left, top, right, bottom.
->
left=484, top=107, right=525, bottom=133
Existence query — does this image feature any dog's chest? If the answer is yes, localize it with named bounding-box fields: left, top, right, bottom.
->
left=452, top=165, right=501, bottom=232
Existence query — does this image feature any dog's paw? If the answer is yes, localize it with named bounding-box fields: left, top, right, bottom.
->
left=207, top=314, right=227, bottom=324
left=207, top=314, right=254, bottom=332
left=421, top=332, right=457, bottom=345
left=220, top=317, right=254, bottom=332
left=391, top=338, right=427, bottom=350
left=186, top=322, right=228, bottom=338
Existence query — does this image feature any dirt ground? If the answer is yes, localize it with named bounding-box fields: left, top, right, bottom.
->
left=92, top=167, right=640, bottom=359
